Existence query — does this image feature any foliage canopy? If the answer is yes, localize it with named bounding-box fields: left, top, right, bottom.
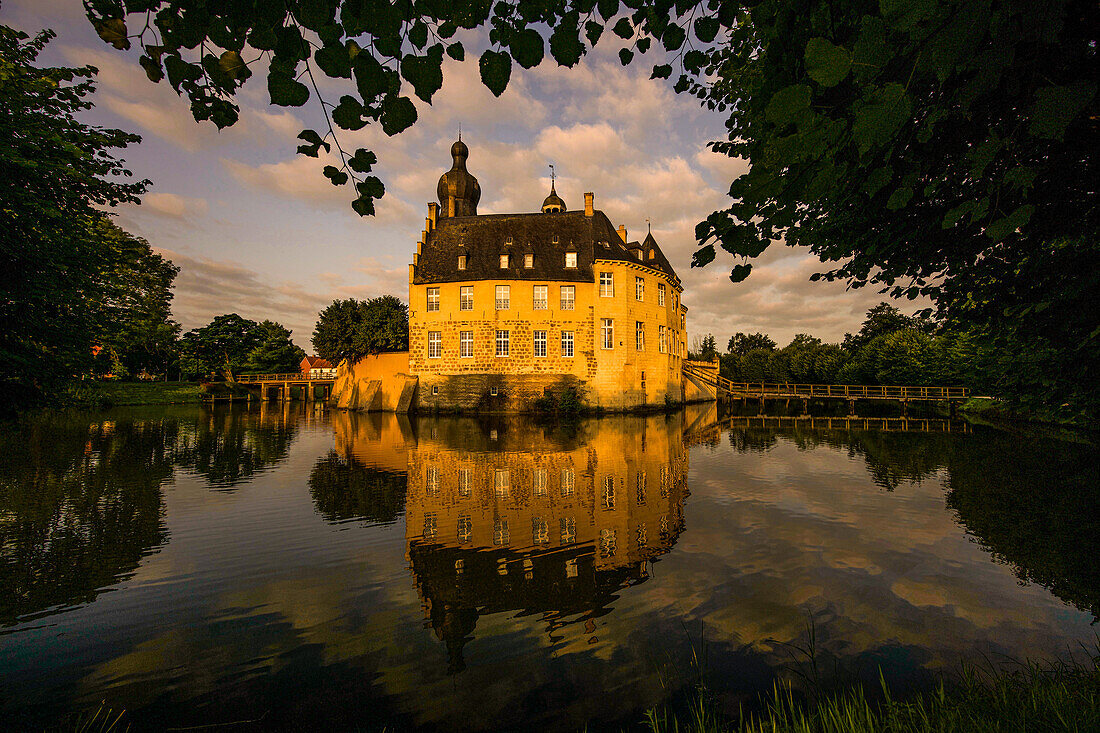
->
left=312, top=296, right=409, bottom=365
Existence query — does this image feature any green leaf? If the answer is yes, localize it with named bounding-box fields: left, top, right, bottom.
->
left=852, top=83, right=910, bottom=154
left=879, top=0, right=935, bottom=32
left=586, top=21, right=604, bottom=47
left=942, top=200, right=974, bottom=229
left=985, top=204, right=1034, bottom=242
left=1028, top=81, right=1097, bottom=140
left=401, top=46, right=444, bottom=103
left=692, top=244, right=716, bottom=268
left=598, top=0, right=618, bottom=21
left=651, top=64, right=673, bottom=80
left=354, top=53, right=388, bottom=99
left=862, top=166, right=892, bottom=197
left=357, top=176, right=385, bottom=199
left=446, top=42, right=465, bottom=61
left=729, top=263, right=752, bottom=282
left=93, top=18, right=130, bottom=50
left=479, top=50, right=512, bottom=96
left=765, top=84, right=811, bottom=126
left=1003, top=165, right=1037, bottom=192
left=694, top=17, right=719, bottom=43
left=612, top=18, right=633, bottom=39
left=511, top=29, right=544, bottom=69
left=549, top=14, right=583, bottom=67
left=323, top=165, right=348, bottom=186
left=332, top=96, right=367, bottom=130
left=217, top=50, right=251, bottom=82
left=804, top=38, right=851, bottom=87
left=886, top=186, right=913, bottom=210
left=296, top=129, right=330, bottom=157
left=315, top=43, right=353, bottom=78
left=379, top=94, right=417, bottom=135
left=268, top=68, right=309, bottom=106
left=408, top=21, right=428, bottom=50
left=139, top=54, right=164, bottom=83
left=619, top=48, right=634, bottom=65
left=165, top=55, right=202, bottom=90
left=852, top=16, right=889, bottom=82
left=348, top=149, right=378, bottom=173
left=352, top=194, right=376, bottom=216
left=662, top=23, right=685, bottom=51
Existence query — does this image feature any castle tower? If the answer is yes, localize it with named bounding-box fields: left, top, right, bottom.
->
left=436, top=140, right=481, bottom=218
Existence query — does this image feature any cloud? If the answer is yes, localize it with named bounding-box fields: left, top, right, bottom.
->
left=141, top=192, right=209, bottom=219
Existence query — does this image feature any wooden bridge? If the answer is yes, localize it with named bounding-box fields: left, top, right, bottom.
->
left=684, top=415, right=970, bottom=448
left=234, top=373, right=336, bottom=402
left=682, top=361, right=968, bottom=415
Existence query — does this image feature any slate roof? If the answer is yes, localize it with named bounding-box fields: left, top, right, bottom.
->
left=413, top=209, right=680, bottom=286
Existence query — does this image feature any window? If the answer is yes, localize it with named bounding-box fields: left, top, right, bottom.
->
left=460, top=285, right=473, bottom=310
left=602, top=475, right=615, bottom=509
left=561, top=330, right=574, bottom=358
left=524, top=253, right=534, bottom=268
left=599, top=528, right=617, bottom=558
left=560, top=517, right=576, bottom=545
left=659, top=325, right=667, bottom=353
left=658, top=283, right=666, bottom=306
left=494, top=517, right=510, bottom=546
left=500, top=253, right=509, bottom=268
left=561, top=468, right=575, bottom=496
left=428, top=331, right=442, bottom=358
left=532, top=516, right=549, bottom=544
left=460, top=330, right=473, bottom=358
left=566, top=557, right=578, bottom=577
left=426, top=287, right=440, bottom=311
left=431, top=385, right=439, bottom=395
left=637, top=523, right=648, bottom=547
left=635, top=276, right=644, bottom=301
left=458, top=514, right=472, bottom=543
left=534, top=468, right=547, bottom=496
left=601, top=319, right=614, bottom=349
left=599, top=272, right=614, bottom=297
left=496, top=330, right=510, bottom=357
left=423, top=512, right=437, bottom=540
left=426, top=465, right=440, bottom=496
left=560, top=285, right=575, bottom=310
left=495, top=284, right=509, bottom=310
left=458, top=255, right=467, bottom=270
left=533, top=285, right=547, bottom=310
left=533, top=330, right=547, bottom=358
left=459, top=468, right=471, bottom=497
left=636, top=472, right=647, bottom=505
left=636, top=321, right=644, bottom=351
left=495, top=469, right=510, bottom=499
left=565, top=251, right=577, bottom=268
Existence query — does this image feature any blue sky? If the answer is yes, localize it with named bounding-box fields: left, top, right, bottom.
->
left=6, top=0, right=907, bottom=351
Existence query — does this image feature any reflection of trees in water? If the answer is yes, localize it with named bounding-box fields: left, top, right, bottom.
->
left=308, top=450, right=407, bottom=525
left=0, top=416, right=171, bottom=625
left=726, top=422, right=1100, bottom=619
left=945, top=436, right=1100, bottom=620
left=171, top=408, right=297, bottom=489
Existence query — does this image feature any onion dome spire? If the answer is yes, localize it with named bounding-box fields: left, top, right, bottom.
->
left=437, top=139, right=481, bottom=218
left=541, top=163, right=566, bottom=213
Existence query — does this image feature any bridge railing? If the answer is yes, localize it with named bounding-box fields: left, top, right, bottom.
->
left=681, top=364, right=969, bottom=400
left=236, top=373, right=335, bottom=383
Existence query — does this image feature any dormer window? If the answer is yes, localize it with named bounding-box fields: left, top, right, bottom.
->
left=506, top=236, right=513, bottom=244
left=648, top=249, right=655, bottom=260
left=458, top=255, right=467, bottom=270
left=500, top=253, right=509, bottom=268
left=552, top=236, right=559, bottom=244
left=524, top=253, right=534, bottom=268
left=634, top=249, right=643, bottom=261
left=565, top=252, right=577, bottom=268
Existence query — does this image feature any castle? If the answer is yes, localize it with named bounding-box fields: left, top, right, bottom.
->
left=405, top=139, right=690, bottom=411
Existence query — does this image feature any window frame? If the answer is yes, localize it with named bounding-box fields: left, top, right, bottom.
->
left=565, top=251, right=577, bottom=268
left=658, top=283, right=666, bottom=306
left=635, top=276, right=644, bottom=302
left=495, top=329, right=510, bottom=357
left=460, top=330, right=473, bottom=358
left=636, top=321, right=644, bottom=351
left=601, top=318, right=614, bottom=350
left=524, top=253, right=534, bottom=268
left=457, top=255, right=467, bottom=270
left=426, top=287, right=440, bottom=312
left=427, top=330, right=442, bottom=359
left=495, top=284, right=510, bottom=310
left=459, top=285, right=473, bottom=310
left=499, top=253, right=510, bottom=269
left=533, top=329, right=547, bottom=358
left=599, top=272, right=614, bottom=297
left=532, top=284, right=548, bottom=310
left=561, top=330, right=574, bottom=358
left=560, top=285, right=575, bottom=310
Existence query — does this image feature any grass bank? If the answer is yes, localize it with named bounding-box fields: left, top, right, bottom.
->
left=62, top=381, right=202, bottom=408
left=644, top=657, right=1100, bottom=732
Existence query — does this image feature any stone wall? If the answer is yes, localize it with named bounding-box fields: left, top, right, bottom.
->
left=330, top=351, right=417, bottom=413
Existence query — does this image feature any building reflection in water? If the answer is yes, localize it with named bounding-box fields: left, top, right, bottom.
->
left=400, top=414, right=692, bottom=672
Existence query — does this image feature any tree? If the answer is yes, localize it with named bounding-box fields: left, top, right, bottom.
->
left=699, top=334, right=717, bottom=360
left=842, top=303, right=929, bottom=353
left=244, top=321, right=307, bottom=374
left=87, top=218, right=181, bottom=378
left=312, top=296, right=409, bottom=365
left=178, top=314, right=263, bottom=380
left=1, top=24, right=146, bottom=406
left=727, top=332, right=777, bottom=356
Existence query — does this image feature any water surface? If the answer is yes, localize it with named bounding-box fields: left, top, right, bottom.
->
left=0, top=404, right=1096, bottom=730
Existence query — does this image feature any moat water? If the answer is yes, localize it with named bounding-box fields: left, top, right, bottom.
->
left=0, top=404, right=1097, bottom=731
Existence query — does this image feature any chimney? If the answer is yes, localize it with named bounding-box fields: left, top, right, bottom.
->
left=425, top=217, right=431, bottom=234
left=584, top=192, right=594, bottom=217
left=428, top=202, right=437, bottom=228
left=617, top=224, right=627, bottom=242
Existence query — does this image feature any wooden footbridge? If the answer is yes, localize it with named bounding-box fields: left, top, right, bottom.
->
left=234, top=373, right=336, bottom=402
left=684, top=415, right=970, bottom=448
left=682, top=361, right=969, bottom=415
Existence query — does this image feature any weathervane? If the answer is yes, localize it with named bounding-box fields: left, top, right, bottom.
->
left=549, top=162, right=555, bottom=186
left=457, top=122, right=461, bottom=141
left=646, top=217, right=651, bottom=233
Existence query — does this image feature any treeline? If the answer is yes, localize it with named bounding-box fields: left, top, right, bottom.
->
left=698, top=300, right=1095, bottom=423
